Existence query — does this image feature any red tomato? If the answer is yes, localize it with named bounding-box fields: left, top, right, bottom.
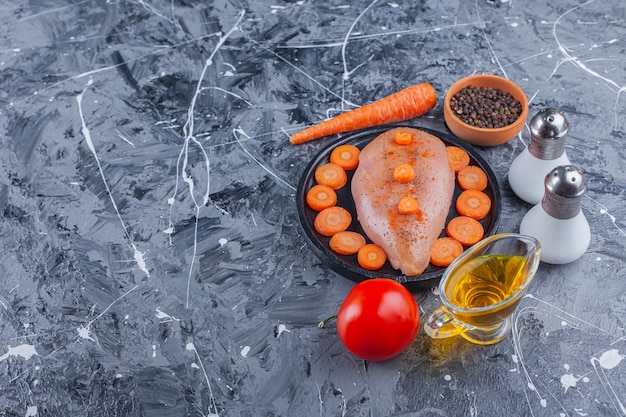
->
left=336, top=278, right=420, bottom=361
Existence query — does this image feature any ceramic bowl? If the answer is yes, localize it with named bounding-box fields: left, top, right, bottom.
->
left=443, top=74, right=529, bottom=147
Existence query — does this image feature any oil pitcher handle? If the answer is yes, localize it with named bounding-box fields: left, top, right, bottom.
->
left=423, top=307, right=469, bottom=339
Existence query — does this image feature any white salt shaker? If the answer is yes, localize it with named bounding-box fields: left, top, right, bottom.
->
left=519, top=165, right=590, bottom=264
left=508, top=108, right=571, bottom=204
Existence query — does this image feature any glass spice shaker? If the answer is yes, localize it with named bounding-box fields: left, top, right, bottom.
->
left=519, top=165, right=590, bottom=264
left=508, top=108, right=571, bottom=204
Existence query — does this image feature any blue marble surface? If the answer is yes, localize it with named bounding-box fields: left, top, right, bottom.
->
left=0, top=0, right=624, bottom=416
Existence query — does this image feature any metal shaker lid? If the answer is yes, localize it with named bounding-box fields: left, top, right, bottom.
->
left=528, top=108, right=569, bottom=160
left=541, top=165, right=586, bottom=219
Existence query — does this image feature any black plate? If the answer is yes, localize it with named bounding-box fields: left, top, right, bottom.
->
left=296, top=125, right=501, bottom=291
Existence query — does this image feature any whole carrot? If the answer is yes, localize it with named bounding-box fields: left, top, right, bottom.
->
left=289, top=83, right=436, bottom=145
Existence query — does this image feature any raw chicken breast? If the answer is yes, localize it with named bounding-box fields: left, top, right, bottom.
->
left=351, top=127, right=455, bottom=275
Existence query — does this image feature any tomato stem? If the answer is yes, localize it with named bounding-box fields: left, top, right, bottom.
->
left=318, top=314, right=337, bottom=328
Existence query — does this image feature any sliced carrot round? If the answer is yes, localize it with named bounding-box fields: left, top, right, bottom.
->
left=314, top=206, right=352, bottom=236
left=330, top=144, right=360, bottom=170
left=397, top=196, right=420, bottom=215
left=306, top=184, right=337, bottom=211
left=314, top=163, right=348, bottom=190
left=446, top=146, right=470, bottom=173
left=393, top=164, right=416, bottom=184
left=357, top=243, right=387, bottom=271
left=456, top=189, right=491, bottom=220
left=446, top=216, right=484, bottom=246
left=394, top=131, right=414, bottom=145
left=329, top=231, right=366, bottom=255
left=429, top=237, right=464, bottom=267
left=457, top=165, right=488, bottom=191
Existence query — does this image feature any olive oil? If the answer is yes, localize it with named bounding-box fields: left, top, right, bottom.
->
left=425, top=234, right=541, bottom=344
left=444, top=254, right=527, bottom=309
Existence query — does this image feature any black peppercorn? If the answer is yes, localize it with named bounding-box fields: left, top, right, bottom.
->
left=449, top=85, right=523, bottom=129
